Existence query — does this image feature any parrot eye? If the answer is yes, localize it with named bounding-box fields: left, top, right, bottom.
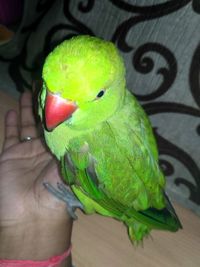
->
left=96, top=90, right=105, bottom=99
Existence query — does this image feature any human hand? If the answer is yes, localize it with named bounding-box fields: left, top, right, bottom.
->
left=0, top=91, right=72, bottom=263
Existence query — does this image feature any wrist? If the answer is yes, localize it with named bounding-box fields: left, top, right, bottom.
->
left=0, top=217, right=73, bottom=262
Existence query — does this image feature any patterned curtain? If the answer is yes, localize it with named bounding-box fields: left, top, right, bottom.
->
left=0, top=0, right=200, bottom=215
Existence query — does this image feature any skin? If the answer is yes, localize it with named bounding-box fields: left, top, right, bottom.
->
left=0, top=92, right=72, bottom=266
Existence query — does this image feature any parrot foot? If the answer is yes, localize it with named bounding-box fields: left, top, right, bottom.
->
left=43, top=182, right=84, bottom=220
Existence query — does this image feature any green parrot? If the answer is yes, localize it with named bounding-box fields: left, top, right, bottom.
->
left=39, top=35, right=182, bottom=243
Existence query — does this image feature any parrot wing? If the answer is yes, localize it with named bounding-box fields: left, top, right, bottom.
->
left=61, top=145, right=182, bottom=236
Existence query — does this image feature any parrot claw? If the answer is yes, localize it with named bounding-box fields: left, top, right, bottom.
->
left=43, top=182, right=84, bottom=220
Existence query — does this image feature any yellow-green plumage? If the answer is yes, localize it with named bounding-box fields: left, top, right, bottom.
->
left=39, top=35, right=182, bottom=242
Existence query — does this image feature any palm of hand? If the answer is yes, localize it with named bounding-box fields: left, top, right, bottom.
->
left=0, top=92, right=68, bottom=227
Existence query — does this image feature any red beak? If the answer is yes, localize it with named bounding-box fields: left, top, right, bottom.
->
left=45, top=92, right=77, bottom=131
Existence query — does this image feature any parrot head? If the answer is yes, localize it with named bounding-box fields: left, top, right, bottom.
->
left=42, top=35, right=126, bottom=131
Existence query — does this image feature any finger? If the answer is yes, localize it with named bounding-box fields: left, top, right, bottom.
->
left=3, top=110, right=19, bottom=150
left=20, top=91, right=38, bottom=140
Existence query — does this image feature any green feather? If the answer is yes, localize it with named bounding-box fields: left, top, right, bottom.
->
left=39, top=35, right=182, bottom=243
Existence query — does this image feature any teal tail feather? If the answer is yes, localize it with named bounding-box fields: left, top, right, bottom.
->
left=127, top=193, right=182, bottom=243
